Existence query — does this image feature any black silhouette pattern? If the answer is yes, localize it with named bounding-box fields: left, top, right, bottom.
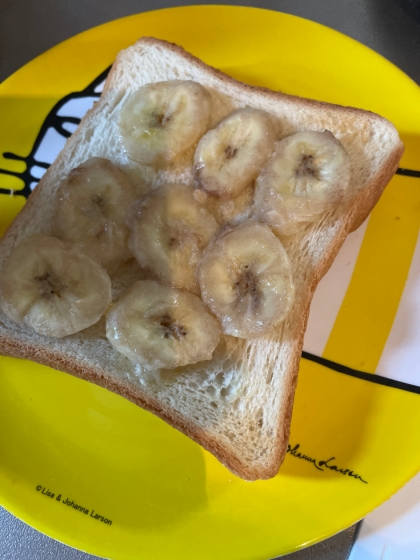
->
left=0, top=66, right=111, bottom=198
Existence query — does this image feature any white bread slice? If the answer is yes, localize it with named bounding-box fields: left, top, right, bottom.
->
left=0, top=38, right=403, bottom=480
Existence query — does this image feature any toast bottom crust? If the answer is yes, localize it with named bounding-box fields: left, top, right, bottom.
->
left=0, top=334, right=290, bottom=480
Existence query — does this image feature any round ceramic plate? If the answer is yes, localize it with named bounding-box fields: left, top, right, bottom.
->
left=0, top=6, right=420, bottom=559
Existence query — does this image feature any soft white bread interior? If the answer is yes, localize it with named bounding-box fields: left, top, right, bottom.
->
left=0, top=38, right=403, bottom=480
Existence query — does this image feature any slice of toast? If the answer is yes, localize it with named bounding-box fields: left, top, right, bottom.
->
left=0, top=37, right=403, bottom=480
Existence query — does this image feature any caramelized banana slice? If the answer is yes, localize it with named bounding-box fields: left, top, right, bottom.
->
left=254, top=130, right=350, bottom=236
left=0, top=235, right=111, bottom=338
left=106, top=280, right=221, bottom=369
left=118, top=80, right=212, bottom=165
left=52, top=157, right=137, bottom=274
left=194, top=108, right=276, bottom=198
left=128, top=183, right=219, bottom=294
left=199, top=221, right=295, bottom=339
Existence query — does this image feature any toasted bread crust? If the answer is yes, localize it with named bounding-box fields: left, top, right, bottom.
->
left=0, top=333, right=277, bottom=479
left=0, top=38, right=404, bottom=480
left=130, top=38, right=395, bottom=122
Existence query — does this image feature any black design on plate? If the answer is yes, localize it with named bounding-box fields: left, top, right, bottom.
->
left=396, top=168, right=420, bottom=178
left=0, top=66, right=111, bottom=198
left=302, top=351, right=420, bottom=395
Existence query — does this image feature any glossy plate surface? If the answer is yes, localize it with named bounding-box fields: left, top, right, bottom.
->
left=0, top=6, right=420, bottom=559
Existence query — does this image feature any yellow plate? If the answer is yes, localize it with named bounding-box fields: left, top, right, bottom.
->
left=1, top=6, right=420, bottom=559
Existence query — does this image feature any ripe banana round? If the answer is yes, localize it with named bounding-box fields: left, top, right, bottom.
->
left=118, top=80, right=212, bottom=166
left=0, top=235, right=112, bottom=338
left=194, top=108, right=276, bottom=198
left=254, top=130, right=350, bottom=236
left=106, top=279, right=221, bottom=370
left=52, top=157, right=137, bottom=275
left=198, top=221, right=295, bottom=339
left=127, top=183, right=219, bottom=294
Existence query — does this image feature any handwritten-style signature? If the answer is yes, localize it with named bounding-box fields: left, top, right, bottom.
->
left=287, top=443, right=368, bottom=483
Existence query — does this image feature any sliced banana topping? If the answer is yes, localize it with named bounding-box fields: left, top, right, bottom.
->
left=193, top=184, right=254, bottom=227
left=254, top=130, right=350, bottom=236
left=106, top=280, right=221, bottom=369
left=194, top=108, right=276, bottom=198
left=199, top=221, right=295, bottom=339
left=118, top=80, right=212, bottom=166
left=0, top=235, right=112, bottom=338
left=52, top=157, right=137, bottom=275
left=128, top=183, right=219, bottom=294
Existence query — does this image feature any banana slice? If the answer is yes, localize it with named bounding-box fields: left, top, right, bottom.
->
left=118, top=80, right=212, bottom=166
left=199, top=221, right=295, bottom=339
left=52, top=157, right=137, bottom=275
left=0, top=235, right=112, bottom=338
left=194, top=108, right=276, bottom=198
left=128, top=183, right=219, bottom=294
left=254, top=130, right=350, bottom=236
left=193, top=185, right=254, bottom=227
left=106, top=280, right=221, bottom=370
